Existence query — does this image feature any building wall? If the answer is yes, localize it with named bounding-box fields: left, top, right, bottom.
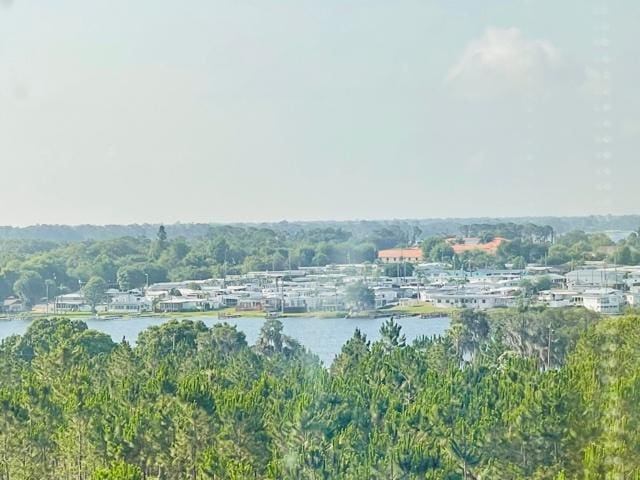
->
left=582, top=295, right=623, bottom=314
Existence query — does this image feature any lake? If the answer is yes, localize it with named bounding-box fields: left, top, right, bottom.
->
left=0, top=315, right=450, bottom=366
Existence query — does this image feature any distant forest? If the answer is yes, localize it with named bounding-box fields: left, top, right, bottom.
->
left=0, top=215, right=638, bottom=242
left=2, top=217, right=640, bottom=304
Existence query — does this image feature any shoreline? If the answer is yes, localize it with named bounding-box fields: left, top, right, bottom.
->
left=1, top=305, right=455, bottom=322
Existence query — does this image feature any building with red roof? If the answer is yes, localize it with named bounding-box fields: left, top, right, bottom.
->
left=448, top=237, right=507, bottom=255
left=377, top=247, right=423, bottom=264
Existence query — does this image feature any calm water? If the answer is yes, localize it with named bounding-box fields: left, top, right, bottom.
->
left=0, top=315, right=450, bottom=366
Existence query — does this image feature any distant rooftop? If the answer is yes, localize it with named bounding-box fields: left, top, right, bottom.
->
left=447, top=237, right=507, bottom=255
left=377, top=247, right=423, bottom=260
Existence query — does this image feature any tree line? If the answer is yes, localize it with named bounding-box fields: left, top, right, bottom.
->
left=0, top=306, right=639, bottom=478
left=1, top=216, right=639, bottom=242
left=420, top=226, right=640, bottom=270
left=0, top=225, right=379, bottom=307
left=2, top=222, right=640, bottom=307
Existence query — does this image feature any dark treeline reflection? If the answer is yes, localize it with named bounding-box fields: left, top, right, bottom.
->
left=0, top=307, right=639, bottom=479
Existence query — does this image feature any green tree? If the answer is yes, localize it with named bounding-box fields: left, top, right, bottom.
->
left=136, top=319, right=207, bottom=359
left=157, top=225, right=168, bottom=248
left=149, top=225, right=169, bottom=259
left=312, top=252, right=329, bottom=267
left=451, top=309, right=490, bottom=361
left=117, top=266, right=146, bottom=291
left=16, top=316, right=89, bottom=359
left=82, top=276, right=107, bottom=313
left=256, top=318, right=303, bottom=359
left=13, top=270, right=44, bottom=307
left=345, top=281, right=374, bottom=310
left=206, top=322, right=248, bottom=356
left=421, top=237, right=442, bottom=258
left=92, top=462, right=143, bottom=480
left=383, top=262, right=414, bottom=277
left=379, top=317, right=406, bottom=348
left=429, top=242, right=455, bottom=263
left=331, top=328, right=370, bottom=375
left=547, top=244, right=571, bottom=265
left=612, top=245, right=634, bottom=265
left=512, top=256, right=527, bottom=269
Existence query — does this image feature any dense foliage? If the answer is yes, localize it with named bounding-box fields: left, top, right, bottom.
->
left=0, top=307, right=638, bottom=479
left=0, top=225, right=381, bottom=300
left=2, top=220, right=640, bottom=306
left=0, top=216, right=638, bottom=242
left=421, top=227, right=640, bottom=269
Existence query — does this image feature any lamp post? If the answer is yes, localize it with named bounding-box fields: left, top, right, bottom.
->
left=53, top=274, right=58, bottom=315
left=45, top=274, right=57, bottom=316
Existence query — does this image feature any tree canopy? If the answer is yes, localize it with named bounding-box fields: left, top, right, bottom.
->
left=0, top=308, right=637, bottom=478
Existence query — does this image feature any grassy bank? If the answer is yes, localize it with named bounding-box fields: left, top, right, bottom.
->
left=2, top=304, right=453, bottom=322
left=387, top=303, right=456, bottom=316
left=195, top=308, right=351, bottom=319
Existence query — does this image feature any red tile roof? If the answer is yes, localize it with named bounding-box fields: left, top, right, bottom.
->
left=449, top=237, right=507, bottom=255
left=377, top=247, right=423, bottom=260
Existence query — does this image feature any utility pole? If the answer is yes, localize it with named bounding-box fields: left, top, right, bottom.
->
left=280, top=276, right=285, bottom=315
left=223, top=251, right=227, bottom=288
left=47, top=274, right=57, bottom=315
left=547, top=324, right=552, bottom=370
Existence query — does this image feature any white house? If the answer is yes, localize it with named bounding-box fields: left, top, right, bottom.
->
left=421, top=288, right=519, bottom=310
left=54, top=292, right=92, bottom=313
left=107, top=293, right=152, bottom=313
left=2, top=297, right=26, bottom=313
left=538, top=290, right=582, bottom=308
left=156, top=298, right=210, bottom=312
left=236, top=298, right=263, bottom=311
left=373, top=287, right=399, bottom=309
left=566, top=269, right=626, bottom=290
left=581, top=289, right=625, bottom=315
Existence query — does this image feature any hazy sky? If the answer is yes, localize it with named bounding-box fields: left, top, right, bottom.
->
left=1, top=0, right=639, bottom=226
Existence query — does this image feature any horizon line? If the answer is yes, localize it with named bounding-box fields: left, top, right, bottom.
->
left=0, top=213, right=639, bottom=230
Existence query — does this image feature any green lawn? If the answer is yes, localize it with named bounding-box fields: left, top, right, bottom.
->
left=209, top=308, right=349, bottom=319
left=125, top=308, right=345, bottom=319
left=2, top=305, right=453, bottom=322
left=387, top=303, right=456, bottom=315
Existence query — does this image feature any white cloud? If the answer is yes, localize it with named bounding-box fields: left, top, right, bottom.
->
left=579, top=66, right=610, bottom=97
left=446, top=27, right=565, bottom=99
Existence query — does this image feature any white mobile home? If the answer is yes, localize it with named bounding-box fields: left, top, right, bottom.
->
left=107, top=293, right=152, bottom=313
left=581, top=289, right=625, bottom=315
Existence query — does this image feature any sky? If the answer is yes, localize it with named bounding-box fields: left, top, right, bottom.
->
left=1, top=0, right=639, bottom=226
